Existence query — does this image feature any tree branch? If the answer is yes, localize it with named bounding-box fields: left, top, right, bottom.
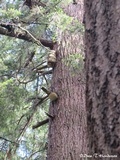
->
left=37, top=70, right=53, bottom=75
left=0, top=25, right=56, bottom=49
left=0, top=136, right=18, bottom=145
left=32, top=118, right=49, bottom=129
left=45, top=112, right=54, bottom=119
left=24, top=51, right=35, bottom=68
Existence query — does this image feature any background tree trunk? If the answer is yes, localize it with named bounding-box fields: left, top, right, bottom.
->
left=84, top=0, right=120, bottom=159
left=47, top=1, right=87, bottom=159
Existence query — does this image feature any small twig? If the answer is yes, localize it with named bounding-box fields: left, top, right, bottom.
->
left=17, top=25, right=41, bottom=45
left=41, top=87, right=50, bottom=95
left=36, top=69, right=53, bottom=75
left=24, top=51, right=35, bottom=68
left=45, top=112, right=54, bottom=119
left=27, top=150, right=41, bottom=160
left=16, top=77, right=36, bottom=85
left=0, top=136, right=18, bottom=145
left=16, top=95, right=48, bottom=142
left=43, top=74, right=49, bottom=86
left=32, top=118, right=49, bottom=129
left=32, top=60, right=46, bottom=71
left=35, top=65, right=48, bottom=71
left=42, top=70, right=53, bottom=75
left=16, top=114, right=26, bottom=125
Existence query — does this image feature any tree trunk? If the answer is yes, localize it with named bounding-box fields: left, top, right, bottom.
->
left=47, top=1, right=87, bottom=160
left=84, top=0, right=120, bottom=159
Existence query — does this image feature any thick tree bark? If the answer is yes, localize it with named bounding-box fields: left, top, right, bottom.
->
left=47, top=1, right=87, bottom=160
left=85, top=0, right=120, bottom=159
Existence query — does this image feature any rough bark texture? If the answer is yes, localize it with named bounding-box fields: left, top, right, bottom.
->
left=47, top=1, right=87, bottom=160
left=85, top=0, right=120, bottom=159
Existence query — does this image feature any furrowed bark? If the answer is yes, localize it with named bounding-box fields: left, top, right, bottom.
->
left=85, top=0, right=120, bottom=159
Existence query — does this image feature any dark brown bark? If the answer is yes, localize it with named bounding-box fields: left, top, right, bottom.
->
left=47, top=1, right=87, bottom=160
left=84, top=0, right=120, bottom=159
